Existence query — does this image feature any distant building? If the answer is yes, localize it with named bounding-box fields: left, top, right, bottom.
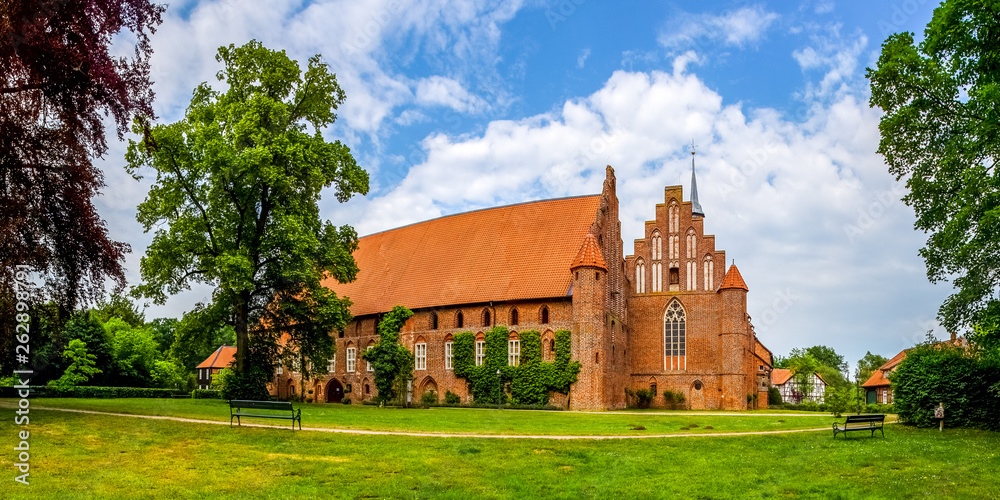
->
left=271, top=164, right=772, bottom=410
left=196, top=346, right=235, bottom=390
left=771, top=368, right=827, bottom=404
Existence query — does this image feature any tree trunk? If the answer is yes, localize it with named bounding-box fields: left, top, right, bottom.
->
left=235, top=290, right=249, bottom=373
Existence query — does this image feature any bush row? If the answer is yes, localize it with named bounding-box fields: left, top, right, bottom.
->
left=1, top=386, right=186, bottom=398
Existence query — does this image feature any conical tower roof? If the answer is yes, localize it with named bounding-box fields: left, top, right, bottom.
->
left=718, top=264, right=748, bottom=291
left=570, top=233, right=607, bottom=271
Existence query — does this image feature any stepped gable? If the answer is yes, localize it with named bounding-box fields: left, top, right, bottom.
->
left=570, top=233, right=608, bottom=271
left=322, top=195, right=602, bottom=317
left=718, top=264, right=748, bottom=291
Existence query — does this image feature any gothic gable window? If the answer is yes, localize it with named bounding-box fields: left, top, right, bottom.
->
left=510, top=308, right=518, bottom=325
left=456, top=311, right=464, bottom=328
left=482, top=308, right=491, bottom=327
left=703, top=255, right=714, bottom=291
left=668, top=200, right=679, bottom=233
left=540, top=306, right=549, bottom=324
left=664, top=300, right=687, bottom=371
left=635, top=259, right=646, bottom=293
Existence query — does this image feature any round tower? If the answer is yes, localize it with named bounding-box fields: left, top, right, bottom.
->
left=717, top=264, right=750, bottom=410
left=569, top=233, right=607, bottom=411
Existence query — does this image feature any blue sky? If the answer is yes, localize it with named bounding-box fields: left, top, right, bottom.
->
left=97, top=0, right=949, bottom=374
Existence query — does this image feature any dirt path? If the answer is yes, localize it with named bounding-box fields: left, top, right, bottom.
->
left=24, top=405, right=857, bottom=440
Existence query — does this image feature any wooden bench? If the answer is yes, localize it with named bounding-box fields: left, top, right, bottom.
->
left=833, top=414, right=885, bottom=439
left=229, top=400, right=301, bottom=430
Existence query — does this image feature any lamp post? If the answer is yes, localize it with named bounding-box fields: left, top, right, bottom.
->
left=497, top=369, right=502, bottom=410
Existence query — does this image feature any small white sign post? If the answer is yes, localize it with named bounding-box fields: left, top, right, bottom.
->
left=934, top=402, right=945, bottom=432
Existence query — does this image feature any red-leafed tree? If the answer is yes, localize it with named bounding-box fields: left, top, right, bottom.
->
left=1, top=0, right=164, bottom=372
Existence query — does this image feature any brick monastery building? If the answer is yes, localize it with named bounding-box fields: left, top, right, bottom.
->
left=271, top=162, right=774, bottom=410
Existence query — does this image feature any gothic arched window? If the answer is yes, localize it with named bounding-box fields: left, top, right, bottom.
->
left=664, top=300, right=686, bottom=371
left=635, top=259, right=646, bottom=293
left=703, top=255, right=714, bottom=291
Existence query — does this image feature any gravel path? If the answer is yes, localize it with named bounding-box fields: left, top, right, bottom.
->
left=26, top=405, right=852, bottom=440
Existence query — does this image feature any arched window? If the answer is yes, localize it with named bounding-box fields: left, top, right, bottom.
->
left=482, top=308, right=491, bottom=327
left=686, top=228, right=696, bottom=257
left=650, top=231, right=662, bottom=260
left=475, top=333, right=485, bottom=366
left=430, top=312, right=438, bottom=330
left=703, top=255, right=714, bottom=291
left=664, top=300, right=686, bottom=371
left=686, top=260, right=696, bottom=290
left=456, top=311, right=464, bottom=328
left=510, top=308, right=519, bottom=325
left=635, top=259, right=646, bottom=293
left=653, top=262, right=662, bottom=292
left=668, top=200, right=679, bottom=233
left=540, top=306, right=549, bottom=324
left=669, top=234, right=679, bottom=260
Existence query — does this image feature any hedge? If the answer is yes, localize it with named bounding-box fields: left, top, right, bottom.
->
left=0, top=386, right=184, bottom=398
left=191, top=389, right=222, bottom=399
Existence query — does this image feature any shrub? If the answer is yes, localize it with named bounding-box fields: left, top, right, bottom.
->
left=768, top=387, right=782, bottom=406
left=625, top=388, right=655, bottom=409
left=342, top=398, right=351, bottom=405
left=191, top=389, right=221, bottom=399
left=663, top=390, right=686, bottom=410
left=421, top=390, right=438, bottom=406
left=445, top=390, right=461, bottom=405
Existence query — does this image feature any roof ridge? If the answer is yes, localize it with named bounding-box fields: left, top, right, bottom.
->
left=358, top=194, right=601, bottom=239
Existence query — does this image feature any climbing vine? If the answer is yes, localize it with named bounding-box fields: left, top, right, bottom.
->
left=452, top=326, right=580, bottom=405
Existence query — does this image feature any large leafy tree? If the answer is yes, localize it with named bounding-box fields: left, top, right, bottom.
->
left=856, top=351, right=890, bottom=384
left=1, top=0, right=163, bottom=376
left=0, top=0, right=163, bottom=307
left=868, top=1, right=1000, bottom=333
left=126, top=41, right=368, bottom=396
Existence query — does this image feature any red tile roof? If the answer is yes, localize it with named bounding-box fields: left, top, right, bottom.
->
left=196, top=346, right=236, bottom=369
left=862, top=349, right=910, bottom=388
left=719, top=264, right=748, bottom=291
left=570, top=234, right=608, bottom=270
left=323, top=195, right=602, bottom=317
left=771, top=368, right=793, bottom=385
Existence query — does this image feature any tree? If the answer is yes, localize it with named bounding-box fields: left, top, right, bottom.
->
left=363, top=306, right=414, bottom=406
left=93, top=294, right=146, bottom=328
left=126, top=40, right=369, bottom=396
left=0, top=0, right=163, bottom=314
left=856, top=351, right=890, bottom=384
left=169, top=302, right=236, bottom=371
left=868, top=1, right=1000, bottom=333
left=803, top=346, right=848, bottom=375
left=105, top=317, right=158, bottom=387
left=788, top=353, right=820, bottom=402
left=49, top=339, right=101, bottom=389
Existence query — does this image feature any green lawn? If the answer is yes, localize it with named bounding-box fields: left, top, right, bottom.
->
left=11, top=398, right=844, bottom=435
left=0, top=404, right=997, bottom=499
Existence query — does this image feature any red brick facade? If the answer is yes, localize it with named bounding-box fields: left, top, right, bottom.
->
left=271, top=166, right=771, bottom=410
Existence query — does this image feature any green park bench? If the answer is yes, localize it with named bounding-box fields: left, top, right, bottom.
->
left=229, top=400, right=301, bottom=430
left=833, top=414, right=885, bottom=439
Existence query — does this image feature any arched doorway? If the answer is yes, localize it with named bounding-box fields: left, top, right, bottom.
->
left=690, top=380, right=704, bottom=410
left=326, top=379, right=344, bottom=403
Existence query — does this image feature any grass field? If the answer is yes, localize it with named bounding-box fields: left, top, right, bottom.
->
left=8, top=398, right=843, bottom=436
left=1, top=399, right=998, bottom=499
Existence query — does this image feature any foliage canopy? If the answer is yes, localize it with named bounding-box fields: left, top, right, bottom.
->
left=868, top=0, right=1000, bottom=332
left=126, top=40, right=369, bottom=396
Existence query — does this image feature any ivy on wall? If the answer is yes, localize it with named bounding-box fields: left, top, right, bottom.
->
left=453, top=326, right=580, bottom=405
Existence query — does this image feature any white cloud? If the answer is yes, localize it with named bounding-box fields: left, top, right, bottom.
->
left=577, top=48, right=591, bottom=68
left=659, top=5, right=780, bottom=50
left=791, top=24, right=868, bottom=100
left=415, top=76, right=488, bottom=113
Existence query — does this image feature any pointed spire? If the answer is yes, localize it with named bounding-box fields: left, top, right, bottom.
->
left=690, top=141, right=705, bottom=218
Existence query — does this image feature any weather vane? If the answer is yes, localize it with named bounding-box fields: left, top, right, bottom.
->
left=690, top=139, right=696, bottom=155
